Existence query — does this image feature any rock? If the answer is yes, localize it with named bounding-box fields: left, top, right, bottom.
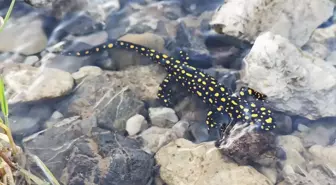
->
left=126, top=114, right=148, bottom=136
left=149, top=107, right=179, bottom=128
left=309, top=145, right=336, bottom=167
left=56, top=65, right=167, bottom=131
left=0, top=63, right=74, bottom=104
left=210, top=0, right=334, bottom=47
left=71, top=66, right=103, bottom=83
left=241, top=32, right=336, bottom=119
left=0, top=13, right=48, bottom=55
left=216, top=124, right=278, bottom=166
left=277, top=135, right=306, bottom=168
left=9, top=103, right=53, bottom=138
left=24, top=55, right=39, bottom=66
left=180, top=0, right=222, bottom=15
left=139, top=120, right=189, bottom=154
left=293, top=124, right=336, bottom=147
left=258, top=167, right=277, bottom=185
left=23, top=116, right=154, bottom=185
left=303, top=24, right=336, bottom=60
left=155, top=138, right=273, bottom=185
left=108, top=33, right=167, bottom=70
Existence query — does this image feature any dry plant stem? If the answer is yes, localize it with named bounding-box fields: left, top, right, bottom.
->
left=0, top=123, right=17, bottom=154
left=0, top=152, right=16, bottom=169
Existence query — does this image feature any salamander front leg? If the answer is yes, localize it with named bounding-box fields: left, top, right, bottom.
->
left=239, top=87, right=268, bottom=102
left=157, top=74, right=175, bottom=108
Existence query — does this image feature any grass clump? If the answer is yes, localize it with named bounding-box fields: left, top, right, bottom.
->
left=0, top=1, right=60, bottom=184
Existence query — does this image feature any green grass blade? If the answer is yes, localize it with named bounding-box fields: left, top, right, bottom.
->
left=0, top=77, right=8, bottom=119
left=0, top=0, right=16, bottom=32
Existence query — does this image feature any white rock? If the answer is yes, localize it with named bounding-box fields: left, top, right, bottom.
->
left=303, top=24, right=336, bottom=59
left=1, top=63, right=74, bottom=103
left=155, top=138, right=273, bottom=185
left=210, top=0, right=334, bottom=47
left=125, top=114, right=148, bottom=136
left=149, top=107, right=179, bottom=128
left=242, top=32, right=336, bottom=119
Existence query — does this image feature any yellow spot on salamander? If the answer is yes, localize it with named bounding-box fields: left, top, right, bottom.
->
left=189, top=66, right=196, bottom=70
left=199, top=72, right=205, bottom=77
left=260, top=107, right=266, bottom=111
left=76, top=52, right=81, bottom=56
left=151, top=49, right=155, bottom=52
left=186, top=73, right=193, bottom=77
left=197, top=91, right=202, bottom=96
left=209, top=98, right=213, bottom=103
left=251, top=103, right=256, bottom=107
left=245, top=116, right=249, bottom=120
left=176, top=60, right=181, bottom=64
left=197, top=78, right=202, bottom=82
left=166, top=60, right=170, bottom=64
left=221, top=97, right=226, bottom=102
left=85, top=51, right=89, bottom=54
left=214, top=93, right=219, bottom=97
left=217, top=107, right=222, bottom=111
left=181, top=70, right=186, bottom=74
left=244, top=108, right=249, bottom=112
left=130, top=45, right=135, bottom=49
left=240, top=105, right=244, bottom=109
left=108, top=43, right=113, bottom=48
left=220, top=87, right=225, bottom=92
left=156, top=55, right=160, bottom=59
left=96, top=48, right=100, bottom=52
left=162, top=54, right=168, bottom=58
left=202, top=81, right=206, bottom=85
left=248, top=89, right=252, bottom=95
left=265, top=117, right=273, bottom=124
left=120, top=42, right=124, bottom=45
left=141, top=48, right=146, bottom=51
left=231, top=100, right=238, bottom=105
left=207, top=111, right=212, bottom=116
left=240, top=91, right=244, bottom=96
left=209, top=87, right=214, bottom=91
left=252, top=114, right=258, bottom=118
left=206, top=120, right=209, bottom=125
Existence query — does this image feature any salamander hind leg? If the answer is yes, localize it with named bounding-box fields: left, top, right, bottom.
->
left=157, top=74, right=175, bottom=108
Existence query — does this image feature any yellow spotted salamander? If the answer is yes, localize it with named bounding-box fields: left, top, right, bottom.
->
left=61, top=40, right=276, bottom=132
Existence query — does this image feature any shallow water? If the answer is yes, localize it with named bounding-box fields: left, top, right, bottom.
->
left=0, top=0, right=336, bottom=185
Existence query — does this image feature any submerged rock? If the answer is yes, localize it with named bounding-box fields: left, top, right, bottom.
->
left=210, top=0, right=334, bottom=47
left=241, top=32, right=336, bottom=119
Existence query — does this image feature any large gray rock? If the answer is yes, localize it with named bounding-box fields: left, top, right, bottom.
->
left=210, top=0, right=334, bottom=47
left=23, top=116, right=154, bottom=185
left=241, top=32, right=336, bottom=119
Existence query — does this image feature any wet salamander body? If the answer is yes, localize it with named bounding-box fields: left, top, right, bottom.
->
left=61, top=40, right=276, bottom=133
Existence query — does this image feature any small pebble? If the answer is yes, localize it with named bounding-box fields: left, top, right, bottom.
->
left=126, top=114, right=148, bottom=136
